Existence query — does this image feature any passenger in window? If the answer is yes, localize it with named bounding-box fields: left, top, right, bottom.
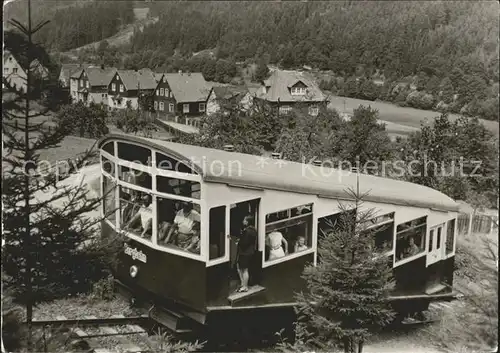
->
left=185, top=223, right=201, bottom=254
left=157, top=198, right=176, bottom=244
left=266, top=231, right=288, bottom=260
left=405, top=237, right=420, bottom=257
left=121, top=193, right=141, bottom=225
left=294, top=235, right=308, bottom=253
left=235, top=215, right=257, bottom=293
left=124, top=195, right=153, bottom=239
left=165, top=202, right=200, bottom=250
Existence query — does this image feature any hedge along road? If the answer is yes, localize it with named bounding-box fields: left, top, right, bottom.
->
left=328, top=95, right=499, bottom=136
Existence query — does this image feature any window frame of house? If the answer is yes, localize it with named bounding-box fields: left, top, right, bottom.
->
left=80, top=79, right=83, bottom=86
left=279, top=105, right=292, bottom=114
left=291, top=86, right=306, bottom=95
left=199, top=103, right=206, bottom=112
left=169, top=103, right=174, bottom=113
left=165, top=89, right=169, bottom=97
left=160, top=88, right=164, bottom=96
left=154, top=101, right=158, bottom=110
left=183, top=104, right=190, bottom=113
left=119, top=84, right=124, bottom=93
left=111, top=83, right=116, bottom=91
left=263, top=203, right=314, bottom=268
left=159, top=102, right=164, bottom=111
left=86, top=81, right=89, bottom=89
left=309, top=106, right=319, bottom=116
left=156, top=89, right=159, bottom=96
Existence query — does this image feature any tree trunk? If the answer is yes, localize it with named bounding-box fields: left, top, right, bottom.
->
left=358, top=339, right=364, bottom=353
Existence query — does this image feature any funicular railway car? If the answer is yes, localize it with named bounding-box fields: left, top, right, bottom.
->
left=98, top=134, right=459, bottom=341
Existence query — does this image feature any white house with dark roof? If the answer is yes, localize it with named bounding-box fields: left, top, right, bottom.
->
left=70, top=66, right=117, bottom=105
left=206, top=84, right=253, bottom=115
left=107, top=69, right=157, bottom=110
left=152, top=71, right=212, bottom=118
left=255, top=69, right=329, bottom=116
left=3, top=50, right=49, bottom=93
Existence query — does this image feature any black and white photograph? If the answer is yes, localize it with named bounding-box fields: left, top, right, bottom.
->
left=2, top=0, right=498, bottom=352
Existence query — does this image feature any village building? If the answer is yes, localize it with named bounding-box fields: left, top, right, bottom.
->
left=3, top=51, right=49, bottom=93
left=59, top=63, right=92, bottom=97
left=107, top=68, right=157, bottom=110
left=70, top=66, right=117, bottom=105
left=206, top=84, right=253, bottom=115
left=152, top=71, right=212, bottom=123
left=254, top=69, right=329, bottom=116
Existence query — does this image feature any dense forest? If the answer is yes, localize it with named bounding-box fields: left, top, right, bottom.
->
left=129, top=1, right=499, bottom=120
left=4, top=0, right=135, bottom=52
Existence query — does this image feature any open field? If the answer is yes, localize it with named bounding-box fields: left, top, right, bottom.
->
left=328, top=95, right=499, bottom=136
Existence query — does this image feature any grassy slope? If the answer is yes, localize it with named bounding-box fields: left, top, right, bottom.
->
left=327, top=95, right=499, bottom=136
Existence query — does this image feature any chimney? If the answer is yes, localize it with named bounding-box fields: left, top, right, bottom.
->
left=312, top=160, right=322, bottom=166
left=223, top=145, right=234, bottom=152
left=271, top=152, right=281, bottom=159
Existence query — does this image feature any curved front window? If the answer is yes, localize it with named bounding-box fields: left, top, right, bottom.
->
left=100, top=141, right=204, bottom=261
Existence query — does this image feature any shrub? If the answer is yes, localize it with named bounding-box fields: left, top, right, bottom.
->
left=90, top=274, right=115, bottom=301
left=406, top=91, right=435, bottom=110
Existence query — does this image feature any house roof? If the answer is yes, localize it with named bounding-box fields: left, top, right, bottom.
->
left=4, top=51, right=48, bottom=78
left=59, top=64, right=85, bottom=82
left=116, top=69, right=157, bottom=91
left=212, top=85, right=248, bottom=100
left=86, top=67, right=117, bottom=87
left=160, top=72, right=212, bottom=103
left=257, top=70, right=327, bottom=103
left=98, top=134, right=460, bottom=213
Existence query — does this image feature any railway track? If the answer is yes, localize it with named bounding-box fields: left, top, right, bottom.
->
left=392, top=298, right=462, bottom=330
left=29, top=314, right=164, bottom=353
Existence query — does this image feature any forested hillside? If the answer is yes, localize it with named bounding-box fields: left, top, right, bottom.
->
left=126, top=1, right=499, bottom=120
left=4, top=0, right=135, bottom=52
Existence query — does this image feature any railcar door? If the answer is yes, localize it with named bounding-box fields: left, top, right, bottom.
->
left=427, top=223, right=445, bottom=266
left=229, top=198, right=261, bottom=293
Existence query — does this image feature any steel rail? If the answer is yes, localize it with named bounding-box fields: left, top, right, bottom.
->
left=25, top=315, right=151, bottom=328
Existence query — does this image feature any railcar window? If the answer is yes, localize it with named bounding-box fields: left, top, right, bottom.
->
left=446, top=219, right=455, bottom=255
left=102, top=142, right=114, bottom=155
left=118, top=165, right=152, bottom=189
left=102, top=176, right=117, bottom=225
left=118, top=186, right=153, bottom=242
left=395, top=216, right=427, bottom=262
left=437, top=227, right=441, bottom=250
left=317, top=209, right=357, bottom=241
left=361, top=212, right=394, bottom=229
left=157, top=197, right=201, bottom=254
left=209, top=206, right=226, bottom=260
left=265, top=203, right=313, bottom=262
left=101, top=156, right=115, bottom=176
left=363, top=223, right=394, bottom=253
left=117, top=142, right=151, bottom=165
left=156, top=152, right=196, bottom=174
left=156, top=176, right=200, bottom=199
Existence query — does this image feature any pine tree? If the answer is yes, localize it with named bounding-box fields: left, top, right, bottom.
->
left=294, top=181, right=395, bottom=353
left=2, top=2, right=119, bottom=349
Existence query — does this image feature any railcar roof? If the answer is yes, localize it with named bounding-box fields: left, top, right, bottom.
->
left=99, top=134, right=459, bottom=212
